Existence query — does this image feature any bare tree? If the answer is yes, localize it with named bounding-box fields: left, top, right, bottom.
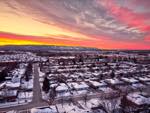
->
left=83, top=93, right=88, bottom=106
left=98, top=98, right=119, bottom=113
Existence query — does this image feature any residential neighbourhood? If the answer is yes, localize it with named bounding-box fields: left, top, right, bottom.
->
left=0, top=48, right=149, bottom=113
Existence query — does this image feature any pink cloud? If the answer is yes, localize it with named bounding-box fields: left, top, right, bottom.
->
left=132, top=0, right=150, bottom=8
left=144, top=35, right=150, bottom=41
left=100, top=0, right=150, bottom=32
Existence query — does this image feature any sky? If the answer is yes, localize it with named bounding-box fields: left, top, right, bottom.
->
left=0, top=0, right=150, bottom=49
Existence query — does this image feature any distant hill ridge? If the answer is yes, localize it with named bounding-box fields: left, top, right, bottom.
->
left=0, top=45, right=100, bottom=52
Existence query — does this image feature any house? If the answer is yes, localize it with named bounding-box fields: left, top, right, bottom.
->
left=5, top=81, right=20, bottom=89
left=56, top=83, right=68, bottom=93
left=0, top=82, right=6, bottom=89
left=138, top=77, right=150, bottom=82
left=99, top=87, right=115, bottom=94
left=127, top=93, right=150, bottom=106
left=104, top=78, right=125, bottom=86
left=121, top=77, right=139, bottom=84
left=89, top=81, right=102, bottom=88
left=0, top=89, right=18, bottom=102
left=120, top=93, right=150, bottom=112
left=68, top=82, right=89, bottom=91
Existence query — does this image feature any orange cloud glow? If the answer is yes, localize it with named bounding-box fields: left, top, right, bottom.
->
left=0, top=0, right=150, bottom=50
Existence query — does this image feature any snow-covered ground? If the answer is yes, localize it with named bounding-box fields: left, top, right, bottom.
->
left=30, top=97, right=121, bottom=113
left=31, top=106, right=57, bottom=113
left=0, top=99, right=32, bottom=108
left=38, top=68, right=45, bottom=77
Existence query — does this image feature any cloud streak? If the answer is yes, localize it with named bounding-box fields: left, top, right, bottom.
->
left=0, top=0, right=150, bottom=49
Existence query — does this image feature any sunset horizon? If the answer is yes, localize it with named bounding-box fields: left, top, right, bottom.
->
left=0, top=31, right=150, bottom=50
left=0, top=0, right=150, bottom=50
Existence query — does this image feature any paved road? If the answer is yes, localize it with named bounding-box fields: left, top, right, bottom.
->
left=32, top=63, right=42, bottom=104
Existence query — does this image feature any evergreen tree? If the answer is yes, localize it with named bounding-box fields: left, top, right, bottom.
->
left=0, top=70, right=7, bottom=82
left=25, top=63, right=32, bottom=81
left=110, top=70, right=115, bottom=78
left=42, top=77, right=50, bottom=93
